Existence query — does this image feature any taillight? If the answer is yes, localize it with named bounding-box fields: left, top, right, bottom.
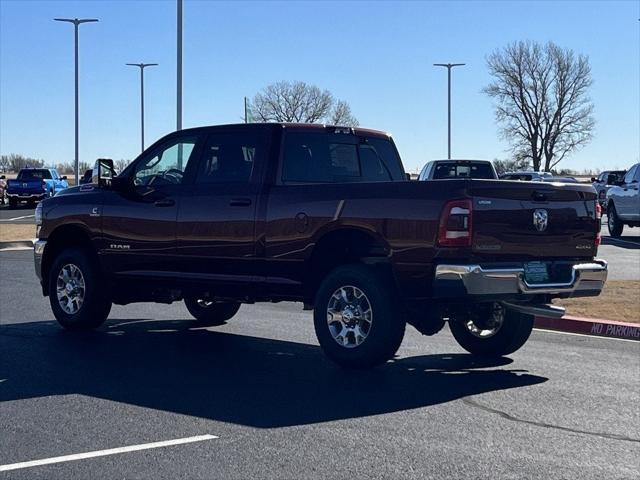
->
left=438, top=199, right=473, bottom=247
left=41, top=180, right=47, bottom=191
left=595, top=201, right=601, bottom=247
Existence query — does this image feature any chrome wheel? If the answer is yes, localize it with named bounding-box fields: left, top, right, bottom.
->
left=608, top=211, right=615, bottom=229
left=326, top=285, right=373, bottom=348
left=196, top=299, right=213, bottom=308
left=464, top=303, right=505, bottom=339
left=56, top=264, right=86, bottom=314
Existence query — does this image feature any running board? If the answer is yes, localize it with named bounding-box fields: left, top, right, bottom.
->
left=501, top=302, right=566, bottom=319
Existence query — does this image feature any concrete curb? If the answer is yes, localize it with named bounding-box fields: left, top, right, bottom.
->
left=0, top=240, right=34, bottom=251
left=534, top=315, right=640, bottom=341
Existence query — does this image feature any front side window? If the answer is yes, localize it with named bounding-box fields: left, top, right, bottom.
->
left=134, top=136, right=198, bottom=186
left=624, top=166, right=637, bottom=184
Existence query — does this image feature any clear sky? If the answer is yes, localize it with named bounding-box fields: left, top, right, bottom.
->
left=1, top=0, right=638, bottom=173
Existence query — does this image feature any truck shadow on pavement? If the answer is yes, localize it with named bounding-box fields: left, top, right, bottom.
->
left=0, top=319, right=547, bottom=428
left=601, top=236, right=640, bottom=249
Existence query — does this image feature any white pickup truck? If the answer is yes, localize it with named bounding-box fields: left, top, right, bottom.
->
left=606, top=162, right=640, bottom=237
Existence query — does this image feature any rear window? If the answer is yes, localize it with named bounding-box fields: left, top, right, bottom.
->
left=501, top=173, right=533, bottom=181
left=432, top=162, right=494, bottom=179
left=281, top=132, right=404, bottom=183
left=17, top=169, right=51, bottom=180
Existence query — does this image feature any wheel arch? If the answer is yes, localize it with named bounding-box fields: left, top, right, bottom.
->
left=303, top=226, right=393, bottom=303
left=41, top=223, right=97, bottom=296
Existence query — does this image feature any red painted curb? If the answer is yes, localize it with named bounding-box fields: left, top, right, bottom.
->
left=534, top=315, right=640, bottom=341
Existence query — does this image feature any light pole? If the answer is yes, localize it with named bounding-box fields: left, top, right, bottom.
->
left=433, top=63, right=465, bottom=159
left=176, top=0, right=183, bottom=131
left=126, top=63, right=158, bottom=152
left=54, top=18, right=98, bottom=185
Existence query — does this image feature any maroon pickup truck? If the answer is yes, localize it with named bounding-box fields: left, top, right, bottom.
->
left=33, top=123, right=607, bottom=368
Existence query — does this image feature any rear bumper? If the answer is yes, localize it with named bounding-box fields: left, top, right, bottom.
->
left=433, top=259, right=607, bottom=299
left=7, top=192, right=45, bottom=201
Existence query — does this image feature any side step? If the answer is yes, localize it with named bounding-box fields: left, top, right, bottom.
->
left=502, top=302, right=566, bottom=319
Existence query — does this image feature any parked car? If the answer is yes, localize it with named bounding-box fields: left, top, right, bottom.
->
left=606, top=163, right=640, bottom=237
left=418, top=159, right=497, bottom=180
left=499, top=171, right=553, bottom=181
left=80, top=169, right=93, bottom=185
left=6, top=168, right=68, bottom=208
left=592, top=170, right=626, bottom=207
left=0, top=175, right=7, bottom=205
left=33, top=123, right=606, bottom=368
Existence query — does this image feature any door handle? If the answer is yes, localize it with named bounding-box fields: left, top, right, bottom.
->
left=154, top=198, right=175, bottom=207
left=229, top=197, right=252, bottom=207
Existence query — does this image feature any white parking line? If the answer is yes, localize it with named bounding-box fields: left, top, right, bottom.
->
left=0, top=214, right=34, bottom=222
left=0, top=434, right=218, bottom=472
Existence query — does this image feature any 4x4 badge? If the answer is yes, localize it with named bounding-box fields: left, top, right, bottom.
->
left=533, top=209, right=548, bottom=232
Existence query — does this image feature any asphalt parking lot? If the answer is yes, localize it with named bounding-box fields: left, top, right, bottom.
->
left=0, top=249, right=638, bottom=479
left=0, top=204, right=35, bottom=225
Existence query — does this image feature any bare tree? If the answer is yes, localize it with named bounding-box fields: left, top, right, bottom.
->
left=250, top=81, right=358, bottom=126
left=329, top=100, right=359, bottom=127
left=492, top=157, right=531, bottom=175
left=484, top=41, right=594, bottom=172
left=115, top=159, right=131, bottom=173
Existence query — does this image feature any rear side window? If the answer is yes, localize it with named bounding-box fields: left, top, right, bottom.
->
left=196, top=131, right=267, bottom=184
left=282, top=132, right=403, bottom=183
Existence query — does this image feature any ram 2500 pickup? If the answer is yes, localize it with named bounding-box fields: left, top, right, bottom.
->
left=33, top=123, right=607, bottom=368
left=7, top=168, right=68, bottom=208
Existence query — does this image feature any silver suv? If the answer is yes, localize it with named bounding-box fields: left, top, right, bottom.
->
left=606, top=163, right=640, bottom=237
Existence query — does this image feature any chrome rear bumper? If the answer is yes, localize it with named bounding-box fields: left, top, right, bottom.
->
left=434, top=259, right=607, bottom=298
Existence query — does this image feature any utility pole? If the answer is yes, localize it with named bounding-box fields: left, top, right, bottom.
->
left=126, top=63, right=158, bottom=152
left=433, top=63, right=465, bottom=159
left=176, top=0, right=183, bottom=131
left=54, top=17, right=99, bottom=185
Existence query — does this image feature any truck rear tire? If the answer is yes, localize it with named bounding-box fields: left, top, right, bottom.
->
left=607, top=204, right=624, bottom=237
left=313, top=264, right=406, bottom=369
left=184, top=297, right=241, bottom=326
left=449, top=305, right=533, bottom=357
left=49, top=247, right=111, bottom=331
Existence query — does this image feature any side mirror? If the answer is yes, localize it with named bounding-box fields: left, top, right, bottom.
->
left=0, top=175, right=5, bottom=180
left=405, top=173, right=412, bottom=181
left=590, top=177, right=597, bottom=183
left=92, top=158, right=115, bottom=188
left=62, top=175, right=68, bottom=180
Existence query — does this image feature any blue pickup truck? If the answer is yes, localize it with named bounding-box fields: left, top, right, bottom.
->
left=6, top=168, right=68, bottom=208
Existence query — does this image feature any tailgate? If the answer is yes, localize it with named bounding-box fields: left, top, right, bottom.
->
left=470, top=180, right=599, bottom=258
left=7, top=179, right=43, bottom=194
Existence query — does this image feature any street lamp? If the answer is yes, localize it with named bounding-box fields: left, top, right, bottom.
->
left=54, top=17, right=98, bottom=185
left=433, top=63, right=465, bottom=159
left=126, top=63, right=158, bottom=152
left=176, top=0, right=183, bottom=131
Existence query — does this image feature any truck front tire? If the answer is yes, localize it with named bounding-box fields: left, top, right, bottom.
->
left=49, top=247, right=111, bottom=331
left=313, top=264, right=406, bottom=369
left=184, top=297, right=241, bottom=326
left=449, top=305, right=533, bottom=357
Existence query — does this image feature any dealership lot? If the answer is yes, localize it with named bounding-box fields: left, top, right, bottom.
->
left=0, top=249, right=638, bottom=479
